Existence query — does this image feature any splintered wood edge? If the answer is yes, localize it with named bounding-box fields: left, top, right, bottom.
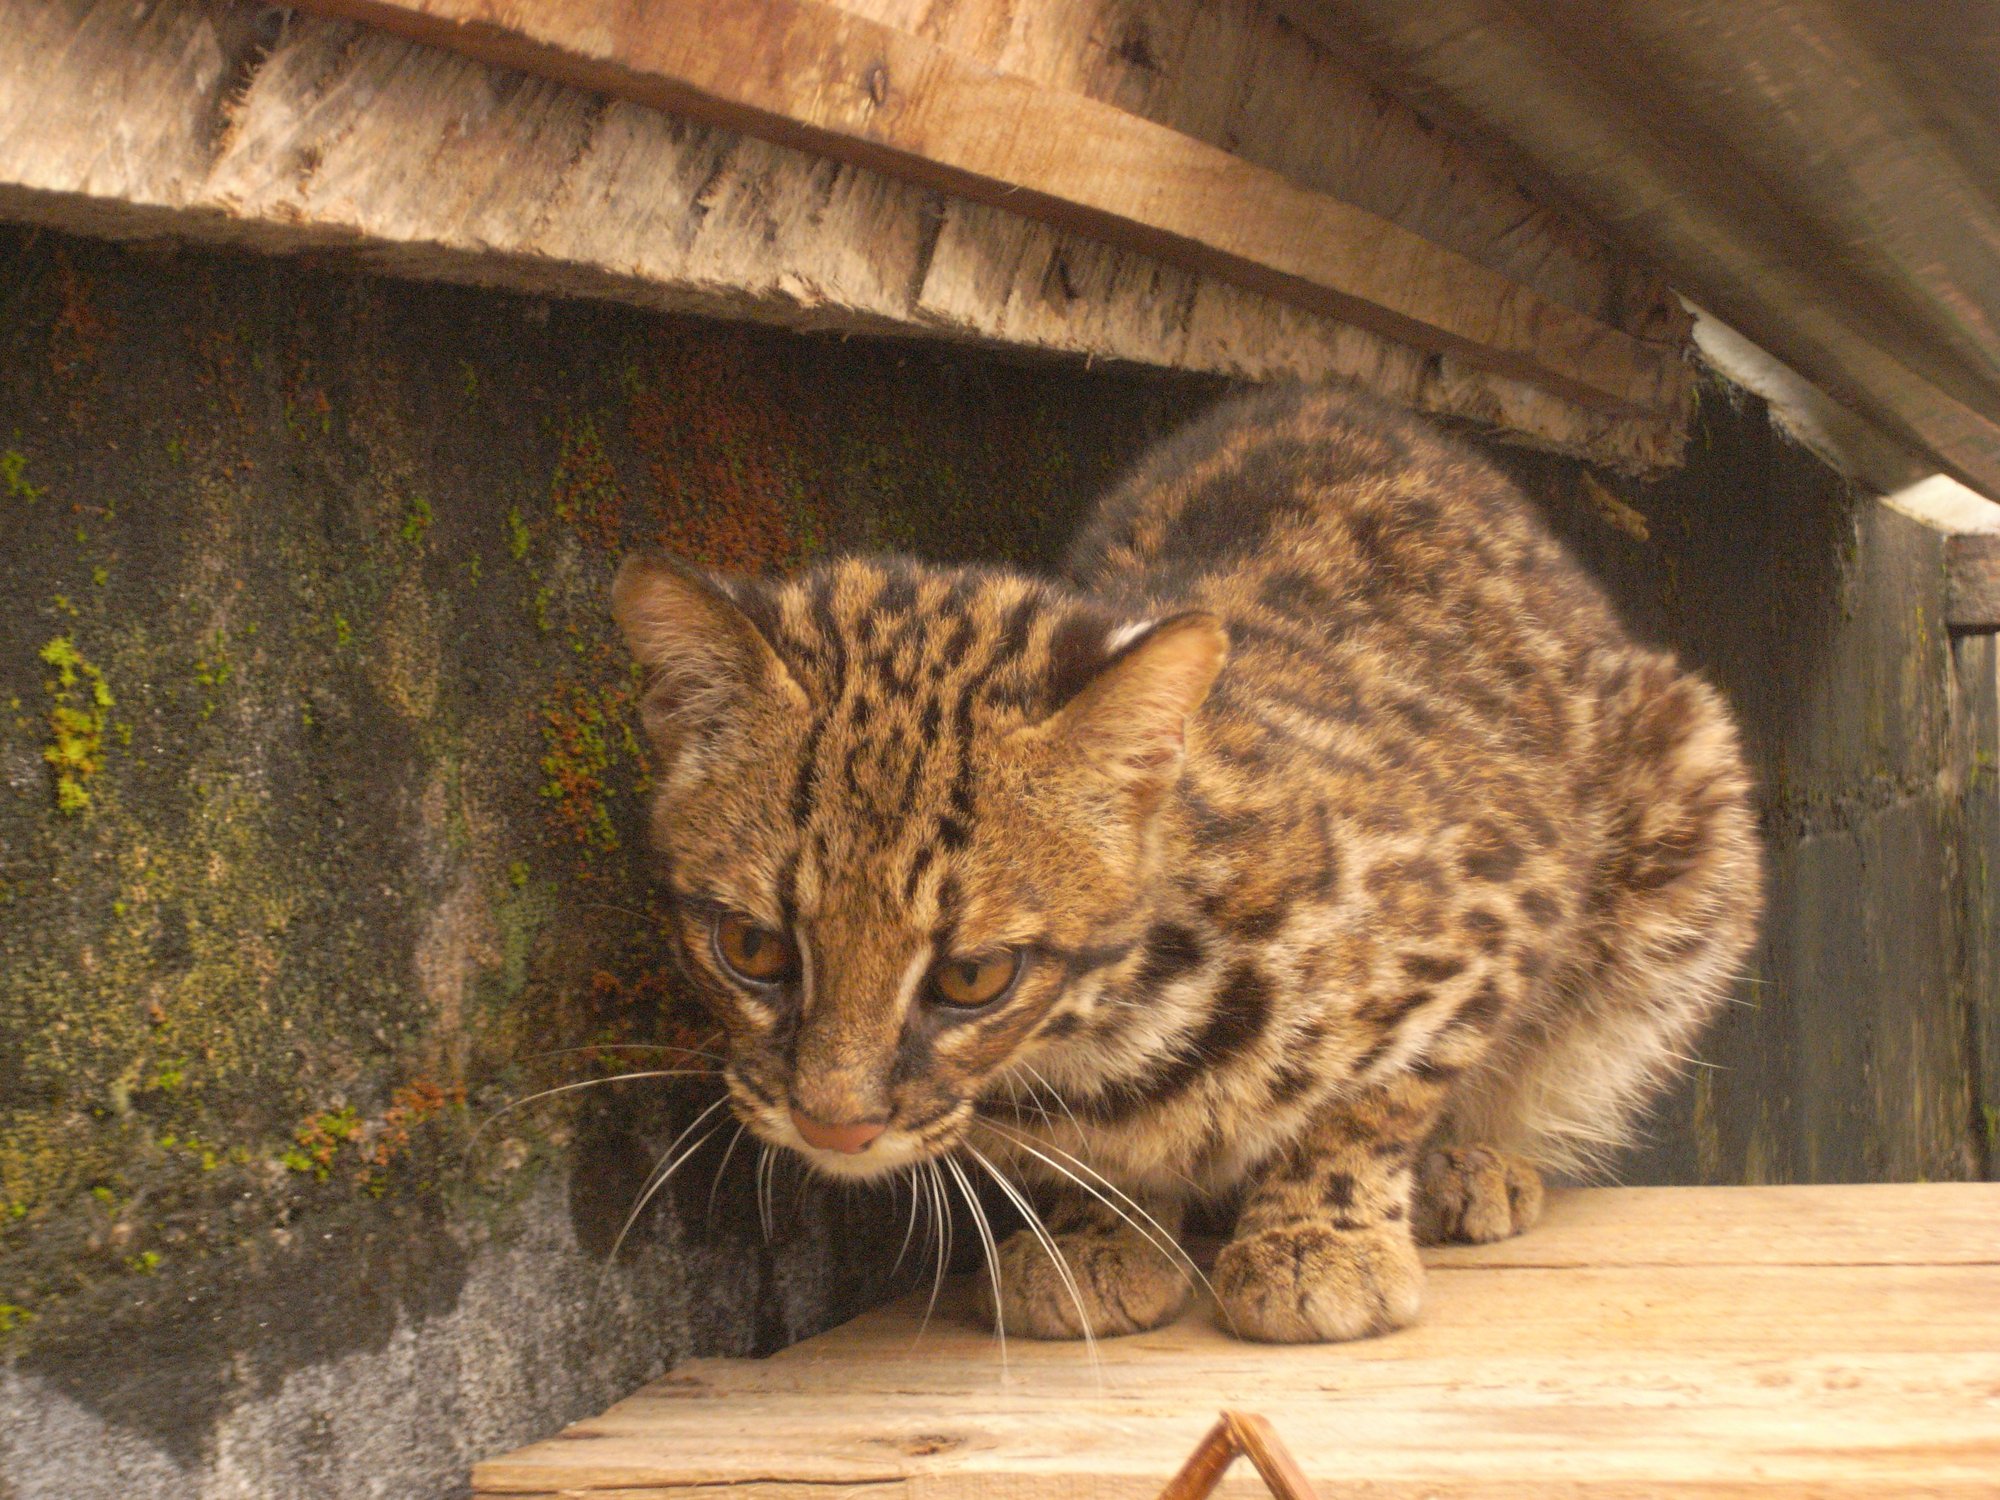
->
left=6, top=0, right=1692, bottom=472
left=289, top=0, right=1687, bottom=420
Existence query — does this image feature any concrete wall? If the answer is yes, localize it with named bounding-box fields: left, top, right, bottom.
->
left=2, top=227, right=1994, bottom=1500
left=0, top=227, right=1214, bottom=1499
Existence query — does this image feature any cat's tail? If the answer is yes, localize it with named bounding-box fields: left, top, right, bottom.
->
left=1446, top=650, right=1764, bottom=1178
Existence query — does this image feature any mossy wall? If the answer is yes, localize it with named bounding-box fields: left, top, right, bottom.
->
left=2, top=223, right=1990, bottom=1499
left=0, top=226, right=1214, bottom=1496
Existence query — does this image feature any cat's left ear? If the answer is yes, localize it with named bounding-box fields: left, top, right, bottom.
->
left=612, top=553, right=805, bottom=771
left=1033, top=612, right=1227, bottom=794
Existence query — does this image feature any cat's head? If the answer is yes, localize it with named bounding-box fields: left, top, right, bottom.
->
left=613, top=552, right=1225, bottom=1180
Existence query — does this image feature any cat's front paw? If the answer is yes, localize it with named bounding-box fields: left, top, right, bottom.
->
left=974, top=1224, right=1191, bottom=1339
left=1213, top=1220, right=1424, bottom=1343
left=1412, top=1145, right=1544, bottom=1245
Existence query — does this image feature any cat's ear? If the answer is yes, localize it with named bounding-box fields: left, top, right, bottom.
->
left=1039, top=613, right=1227, bottom=793
left=612, top=553, right=805, bottom=770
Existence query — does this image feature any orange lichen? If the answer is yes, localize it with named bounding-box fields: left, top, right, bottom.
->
left=624, top=328, right=829, bottom=572
left=582, top=968, right=718, bottom=1064
left=362, top=1079, right=466, bottom=1172
left=49, top=253, right=111, bottom=386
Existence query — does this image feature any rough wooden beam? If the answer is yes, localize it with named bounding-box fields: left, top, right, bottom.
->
left=1882, top=475, right=2000, bottom=634
left=856, top=0, right=1686, bottom=350
left=286, top=0, right=1681, bottom=419
left=0, top=0, right=1685, bottom=471
left=1950, top=534, right=2000, bottom=634
left=1275, top=0, right=2000, bottom=499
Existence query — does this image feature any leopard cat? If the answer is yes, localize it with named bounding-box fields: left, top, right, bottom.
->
left=612, top=383, right=1761, bottom=1344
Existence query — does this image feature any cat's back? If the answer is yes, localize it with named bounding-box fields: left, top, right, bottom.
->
left=1067, top=383, right=1617, bottom=665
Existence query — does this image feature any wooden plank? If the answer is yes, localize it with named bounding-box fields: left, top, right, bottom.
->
left=472, top=1185, right=2000, bottom=1498
left=286, top=0, right=1684, bottom=419
left=1273, top=0, right=2000, bottom=499
left=1424, top=1181, right=2000, bottom=1267
left=1949, top=533, right=2000, bottom=633
left=0, top=0, right=1687, bottom=472
left=1880, top=474, right=2000, bottom=633
left=843, top=0, right=1688, bottom=348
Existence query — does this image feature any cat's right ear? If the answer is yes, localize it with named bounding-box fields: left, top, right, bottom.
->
left=612, top=553, right=805, bottom=774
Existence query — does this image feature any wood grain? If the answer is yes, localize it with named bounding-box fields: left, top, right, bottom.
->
left=1273, top=0, right=2000, bottom=499
left=472, top=1184, right=2000, bottom=1498
left=285, top=0, right=1685, bottom=419
left=1948, top=533, right=2000, bottom=633
left=0, top=0, right=1689, bottom=470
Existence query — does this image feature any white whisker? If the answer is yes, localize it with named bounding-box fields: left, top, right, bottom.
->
left=891, top=1165, right=922, bottom=1278
left=756, top=1144, right=775, bottom=1243
left=914, top=1160, right=951, bottom=1348
left=707, top=1121, right=748, bottom=1219
left=464, top=1069, right=715, bottom=1165
left=524, top=1042, right=727, bottom=1066
left=977, top=1118, right=1220, bottom=1321
left=965, top=1143, right=1101, bottom=1378
left=603, top=1094, right=732, bottom=1275
left=944, top=1154, right=1008, bottom=1376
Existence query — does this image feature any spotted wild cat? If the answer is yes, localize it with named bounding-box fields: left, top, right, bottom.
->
left=612, top=384, right=1761, bottom=1344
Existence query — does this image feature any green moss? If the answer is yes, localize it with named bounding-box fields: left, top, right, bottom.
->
left=537, top=679, right=629, bottom=856
left=505, top=506, right=531, bottom=561
left=1, top=448, right=41, bottom=501
left=193, top=631, right=234, bottom=721
left=0, top=1304, right=33, bottom=1333
left=332, top=612, right=353, bottom=647
left=38, top=634, right=113, bottom=814
left=280, top=1106, right=363, bottom=1182
left=399, top=494, right=434, bottom=545
left=549, top=413, right=622, bottom=552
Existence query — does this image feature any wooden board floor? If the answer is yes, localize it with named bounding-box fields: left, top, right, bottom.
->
left=473, top=1184, right=2000, bottom=1498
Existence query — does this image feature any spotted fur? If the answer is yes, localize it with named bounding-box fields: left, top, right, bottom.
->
left=614, top=384, right=1762, bottom=1343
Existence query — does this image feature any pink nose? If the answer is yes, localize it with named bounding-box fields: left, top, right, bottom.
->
left=789, top=1108, right=887, bottom=1154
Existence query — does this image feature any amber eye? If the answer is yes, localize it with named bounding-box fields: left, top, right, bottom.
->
left=928, top=950, right=1024, bottom=1008
left=713, top=912, right=796, bottom=985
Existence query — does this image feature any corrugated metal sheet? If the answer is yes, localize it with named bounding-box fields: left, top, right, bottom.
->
left=1279, top=0, right=2000, bottom=495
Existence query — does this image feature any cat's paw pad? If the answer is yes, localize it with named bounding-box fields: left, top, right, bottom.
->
left=1213, top=1220, right=1424, bottom=1343
left=1412, top=1145, right=1544, bottom=1245
left=973, top=1225, right=1191, bottom=1339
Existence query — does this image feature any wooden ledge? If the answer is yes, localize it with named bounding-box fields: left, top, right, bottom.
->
left=473, top=1183, right=2000, bottom=1498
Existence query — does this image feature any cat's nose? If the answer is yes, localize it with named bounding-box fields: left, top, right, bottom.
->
left=789, top=1108, right=888, bottom=1154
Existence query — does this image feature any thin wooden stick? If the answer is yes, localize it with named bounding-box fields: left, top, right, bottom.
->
left=1154, top=1417, right=1239, bottom=1500
left=1225, top=1411, right=1323, bottom=1500
left=1156, top=1411, right=1322, bottom=1500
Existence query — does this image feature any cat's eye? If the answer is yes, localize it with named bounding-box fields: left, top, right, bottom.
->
left=713, top=911, right=797, bottom=985
left=928, top=950, right=1024, bottom=1008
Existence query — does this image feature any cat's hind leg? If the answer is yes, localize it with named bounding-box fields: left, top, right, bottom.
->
left=1411, top=1144, right=1543, bottom=1245
left=1445, top=657, right=1762, bottom=1179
